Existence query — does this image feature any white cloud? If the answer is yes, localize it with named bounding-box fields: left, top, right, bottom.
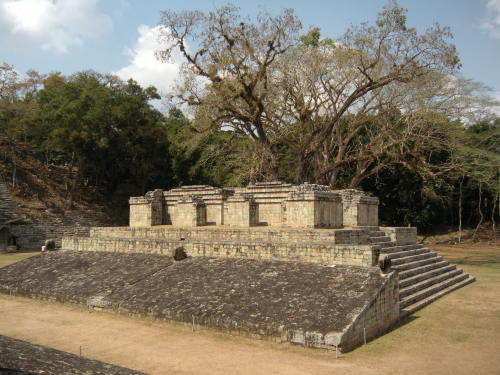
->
left=114, top=25, right=183, bottom=96
left=492, top=91, right=500, bottom=116
left=482, top=0, right=500, bottom=42
left=0, top=0, right=112, bottom=53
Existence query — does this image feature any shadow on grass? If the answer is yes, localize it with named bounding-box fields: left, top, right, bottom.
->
left=390, top=314, right=419, bottom=332
left=448, top=257, right=500, bottom=266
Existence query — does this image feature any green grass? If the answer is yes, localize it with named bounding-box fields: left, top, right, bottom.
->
left=0, top=251, right=39, bottom=268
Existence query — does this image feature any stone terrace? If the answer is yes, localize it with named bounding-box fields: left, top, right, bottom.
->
left=0, top=335, right=147, bottom=375
left=0, top=252, right=398, bottom=352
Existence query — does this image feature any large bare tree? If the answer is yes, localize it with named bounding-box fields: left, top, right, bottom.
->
left=157, top=5, right=301, bottom=180
left=157, top=2, right=495, bottom=187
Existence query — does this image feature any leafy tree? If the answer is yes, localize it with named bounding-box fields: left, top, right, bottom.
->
left=28, top=71, right=173, bottom=208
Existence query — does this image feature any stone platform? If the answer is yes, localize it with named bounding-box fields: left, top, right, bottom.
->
left=63, top=226, right=377, bottom=267
left=63, top=224, right=475, bottom=318
left=0, top=335, right=146, bottom=375
left=0, top=251, right=399, bottom=352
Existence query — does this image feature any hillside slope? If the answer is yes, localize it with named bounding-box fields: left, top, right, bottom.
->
left=0, top=135, right=113, bottom=250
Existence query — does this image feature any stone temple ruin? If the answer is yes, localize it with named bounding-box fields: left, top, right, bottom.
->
left=0, top=182, right=475, bottom=352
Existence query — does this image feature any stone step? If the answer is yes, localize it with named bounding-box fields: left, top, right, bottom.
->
left=367, top=231, right=386, bottom=237
left=400, top=276, right=476, bottom=317
left=399, top=264, right=457, bottom=288
left=391, top=251, right=436, bottom=266
left=399, top=268, right=464, bottom=298
left=386, top=247, right=430, bottom=260
left=398, top=260, right=449, bottom=279
left=400, top=273, right=470, bottom=309
left=392, top=256, right=443, bottom=272
left=379, top=243, right=424, bottom=254
left=368, top=236, right=392, bottom=243
left=371, top=241, right=396, bottom=249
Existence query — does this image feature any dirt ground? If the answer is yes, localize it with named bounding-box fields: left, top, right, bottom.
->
left=0, top=243, right=499, bottom=375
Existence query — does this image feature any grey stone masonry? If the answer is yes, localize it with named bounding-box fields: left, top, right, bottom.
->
left=129, top=182, right=376, bottom=229
left=224, top=194, right=258, bottom=227
left=284, top=190, right=343, bottom=228
left=335, top=189, right=379, bottom=227
left=173, top=196, right=207, bottom=227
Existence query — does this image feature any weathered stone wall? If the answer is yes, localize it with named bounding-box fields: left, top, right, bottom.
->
left=63, top=236, right=376, bottom=266
left=164, top=185, right=232, bottom=226
left=172, top=197, right=207, bottom=227
left=235, top=182, right=292, bottom=226
left=337, top=189, right=379, bottom=227
left=339, top=271, right=400, bottom=352
left=129, top=197, right=152, bottom=227
left=224, top=195, right=258, bottom=227
left=89, top=226, right=370, bottom=245
left=129, top=183, right=378, bottom=229
left=284, top=191, right=343, bottom=228
left=129, top=190, right=163, bottom=227
left=11, top=224, right=91, bottom=250
left=382, top=227, right=417, bottom=245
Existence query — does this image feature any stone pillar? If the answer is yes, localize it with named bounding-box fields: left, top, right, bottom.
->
left=284, top=190, right=343, bottom=228
left=129, top=189, right=164, bottom=227
left=337, top=189, right=379, bottom=227
left=224, top=194, right=258, bottom=227
left=173, top=196, right=207, bottom=227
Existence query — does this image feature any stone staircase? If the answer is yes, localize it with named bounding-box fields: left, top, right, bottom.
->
left=368, top=230, right=475, bottom=318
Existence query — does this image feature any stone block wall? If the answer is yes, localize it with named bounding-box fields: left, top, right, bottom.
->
left=89, top=226, right=371, bottom=245
left=164, top=186, right=232, bottom=225
left=11, top=224, right=92, bottom=250
left=224, top=195, right=258, bottom=227
left=382, top=227, right=417, bottom=245
left=235, top=182, right=293, bottom=226
left=337, top=189, right=379, bottom=227
left=284, top=190, right=343, bottom=228
left=173, top=197, right=207, bottom=227
left=339, top=271, right=399, bottom=352
left=62, top=236, right=376, bottom=267
left=129, top=183, right=379, bottom=229
left=129, top=197, right=153, bottom=227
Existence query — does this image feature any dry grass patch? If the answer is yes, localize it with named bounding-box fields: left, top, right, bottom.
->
left=0, top=251, right=39, bottom=269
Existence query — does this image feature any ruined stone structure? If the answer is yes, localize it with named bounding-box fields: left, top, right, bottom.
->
left=129, top=182, right=360, bottom=229
left=2, top=182, right=475, bottom=353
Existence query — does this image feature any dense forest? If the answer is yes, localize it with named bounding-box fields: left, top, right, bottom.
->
left=0, top=3, right=498, bottom=235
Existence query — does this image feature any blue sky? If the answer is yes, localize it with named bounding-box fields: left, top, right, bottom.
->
left=1, top=0, right=499, bottom=105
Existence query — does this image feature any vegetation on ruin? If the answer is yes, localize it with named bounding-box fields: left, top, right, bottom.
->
left=0, top=2, right=498, bottom=234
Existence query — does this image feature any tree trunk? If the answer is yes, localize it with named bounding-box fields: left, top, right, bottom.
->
left=492, top=190, right=498, bottom=242
left=472, top=182, right=483, bottom=242
left=11, top=161, right=16, bottom=188
left=458, top=174, right=464, bottom=244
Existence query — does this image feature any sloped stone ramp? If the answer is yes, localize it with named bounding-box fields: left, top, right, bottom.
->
left=0, top=251, right=399, bottom=352
left=0, top=335, right=146, bottom=375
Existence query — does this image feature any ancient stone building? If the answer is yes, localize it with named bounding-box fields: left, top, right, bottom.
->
left=128, top=182, right=367, bottom=229
left=7, top=182, right=474, bottom=353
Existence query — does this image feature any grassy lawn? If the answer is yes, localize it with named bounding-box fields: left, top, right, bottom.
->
left=346, top=243, right=500, bottom=374
left=0, top=251, right=39, bottom=269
